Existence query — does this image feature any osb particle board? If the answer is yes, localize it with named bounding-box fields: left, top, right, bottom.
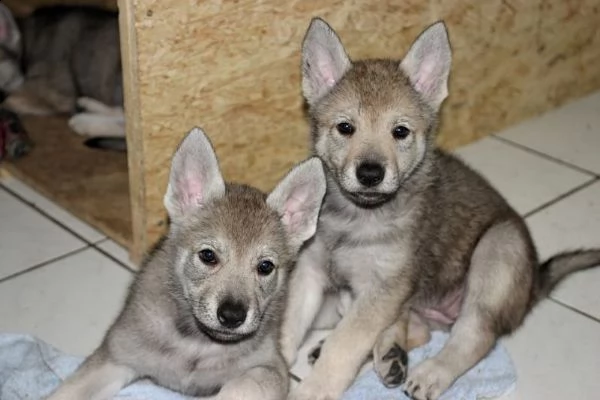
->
left=123, top=0, right=600, bottom=261
left=4, top=117, right=131, bottom=247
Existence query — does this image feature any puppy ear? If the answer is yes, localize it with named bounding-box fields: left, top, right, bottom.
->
left=267, top=157, right=326, bottom=252
left=164, top=127, right=226, bottom=223
left=400, top=21, right=452, bottom=110
left=301, top=18, right=351, bottom=106
left=0, top=4, right=21, bottom=54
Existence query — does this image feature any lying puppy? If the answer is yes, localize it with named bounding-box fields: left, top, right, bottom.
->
left=281, top=18, right=600, bottom=400
left=47, top=127, right=326, bottom=400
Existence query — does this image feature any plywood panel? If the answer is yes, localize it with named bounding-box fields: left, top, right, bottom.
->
left=121, top=0, right=600, bottom=262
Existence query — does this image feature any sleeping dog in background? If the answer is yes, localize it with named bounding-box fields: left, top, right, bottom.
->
left=281, top=18, right=600, bottom=400
left=46, top=127, right=326, bottom=400
left=0, top=4, right=125, bottom=139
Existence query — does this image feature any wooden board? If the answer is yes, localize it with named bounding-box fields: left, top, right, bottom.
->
left=120, top=0, right=600, bottom=262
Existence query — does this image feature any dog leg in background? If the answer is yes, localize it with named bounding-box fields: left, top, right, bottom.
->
left=69, top=97, right=125, bottom=137
left=280, top=239, right=329, bottom=365
left=76, top=97, right=123, bottom=116
left=46, top=350, right=137, bottom=400
left=289, top=287, right=409, bottom=400
left=373, top=310, right=431, bottom=388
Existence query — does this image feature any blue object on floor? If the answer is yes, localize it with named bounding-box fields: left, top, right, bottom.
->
left=0, top=333, right=193, bottom=399
left=0, top=331, right=515, bottom=399
left=342, top=331, right=517, bottom=400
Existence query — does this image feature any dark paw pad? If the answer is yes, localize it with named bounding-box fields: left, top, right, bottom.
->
left=307, top=339, right=325, bottom=365
left=381, top=344, right=408, bottom=387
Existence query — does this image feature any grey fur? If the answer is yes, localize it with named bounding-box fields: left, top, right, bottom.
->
left=282, top=18, right=600, bottom=400
left=47, top=128, right=326, bottom=400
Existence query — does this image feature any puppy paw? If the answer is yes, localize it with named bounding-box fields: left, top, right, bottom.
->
left=374, top=342, right=408, bottom=387
left=404, top=359, right=454, bottom=400
left=307, top=339, right=324, bottom=365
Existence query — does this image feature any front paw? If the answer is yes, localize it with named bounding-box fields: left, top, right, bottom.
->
left=404, top=359, right=454, bottom=400
left=288, top=382, right=336, bottom=400
left=374, top=342, right=408, bottom=387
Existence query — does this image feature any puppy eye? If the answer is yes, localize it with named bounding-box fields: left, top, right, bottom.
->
left=336, top=122, right=355, bottom=136
left=392, top=125, right=411, bottom=140
left=198, top=249, right=218, bottom=265
left=257, top=260, right=275, bottom=276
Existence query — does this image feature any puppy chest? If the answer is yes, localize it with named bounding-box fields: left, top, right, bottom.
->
left=329, top=244, right=409, bottom=291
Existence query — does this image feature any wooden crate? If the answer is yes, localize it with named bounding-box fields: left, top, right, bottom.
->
left=5, top=0, right=600, bottom=264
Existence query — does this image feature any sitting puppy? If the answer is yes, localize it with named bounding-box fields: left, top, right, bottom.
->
left=47, top=127, right=326, bottom=400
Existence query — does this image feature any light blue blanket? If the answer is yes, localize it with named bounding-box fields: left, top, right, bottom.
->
left=0, top=332, right=515, bottom=399
left=342, top=331, right=516, bottom=400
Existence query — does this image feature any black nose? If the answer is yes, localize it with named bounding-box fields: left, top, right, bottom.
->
left=356, top=162, right=385, bottom=187
left=217, top=300, right=247, bottom=329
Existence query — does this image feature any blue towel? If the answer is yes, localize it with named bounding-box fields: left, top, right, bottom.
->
left=0, top=332, right=515, bottom=399
left=342, top=331, right=516, bottom=400
left=0, top=333, right=194, bottom=399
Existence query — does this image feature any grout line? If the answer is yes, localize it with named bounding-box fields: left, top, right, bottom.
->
left=93, top=237, right=109, bottom=245
left=0, top=185, right=131, bottom=274
left=549, top=298, right=600, bottom=324
left=0, top=184, right=97, bottom=245
left=0, top=246, right=91, bottom=285
left=92, top=242, right=137, bottom=274
left=289, top=372, right=301, bottom=382
left=523, top=177, right=599, bottom=219
left=491, top=135, right=600, bottom=178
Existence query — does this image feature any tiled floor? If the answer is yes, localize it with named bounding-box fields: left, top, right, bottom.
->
left=1, top=91, right=599, bottom=399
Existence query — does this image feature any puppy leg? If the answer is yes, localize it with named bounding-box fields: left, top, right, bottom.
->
left=68, top=113, right=125, bottom=138
left=289, top=286, right=410, bottom=400
left=215, top=363, right=288, bottom=400
left=405, top=220, right=532, bottom=400
left=373, top=309, right=430, bottom=387
left=46, top=350, right=137, bottom=400
left=280, top=238, right=329, bottom=365
left=76, top=97, right=123, bottom=116
left=311, top=289, right=352, bottom=330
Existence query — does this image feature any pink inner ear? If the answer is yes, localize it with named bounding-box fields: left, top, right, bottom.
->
left=0, top=24, right=7, bottom=41
left=281, top=191, right=308, bottom=232
left=316, top=50, right=337, bottom=88
left=413, top=57, right=437, bottom=96
left=180, top=174, right=204, bottom=210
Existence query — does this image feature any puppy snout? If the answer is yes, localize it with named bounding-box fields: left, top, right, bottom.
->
left=356, top=162, right=385, bottom=187
left=217, top=299, right=247, bottom=329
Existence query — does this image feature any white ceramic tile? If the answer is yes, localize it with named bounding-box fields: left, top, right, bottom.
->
left=0, top=188, right=86, bottom=280
left=502, top=301, right=600, bottom=399
left=0, top=248, right=132, bottom=356
left=1, top=177, right=105, bottom=242
left=97, top=239, right=139, bottom=271
left=526, top=182, right=600, bottom=319
left=454, top=137, right=593, bottom=215
left=499, top=91, right=600, bottom=174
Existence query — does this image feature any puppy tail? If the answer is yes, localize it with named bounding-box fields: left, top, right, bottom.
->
left=538, top=249, right=600, bottom=297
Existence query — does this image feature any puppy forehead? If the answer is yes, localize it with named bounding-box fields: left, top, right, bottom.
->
left=181, top=184, right=287, bottom=254
left=317, top=60, right=425, bottom=121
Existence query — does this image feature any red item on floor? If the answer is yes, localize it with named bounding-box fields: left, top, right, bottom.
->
left=0, top=108, right=33, bottom=162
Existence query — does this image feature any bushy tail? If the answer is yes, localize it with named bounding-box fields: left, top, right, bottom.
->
left=538, top=249, right=600, bottom=297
